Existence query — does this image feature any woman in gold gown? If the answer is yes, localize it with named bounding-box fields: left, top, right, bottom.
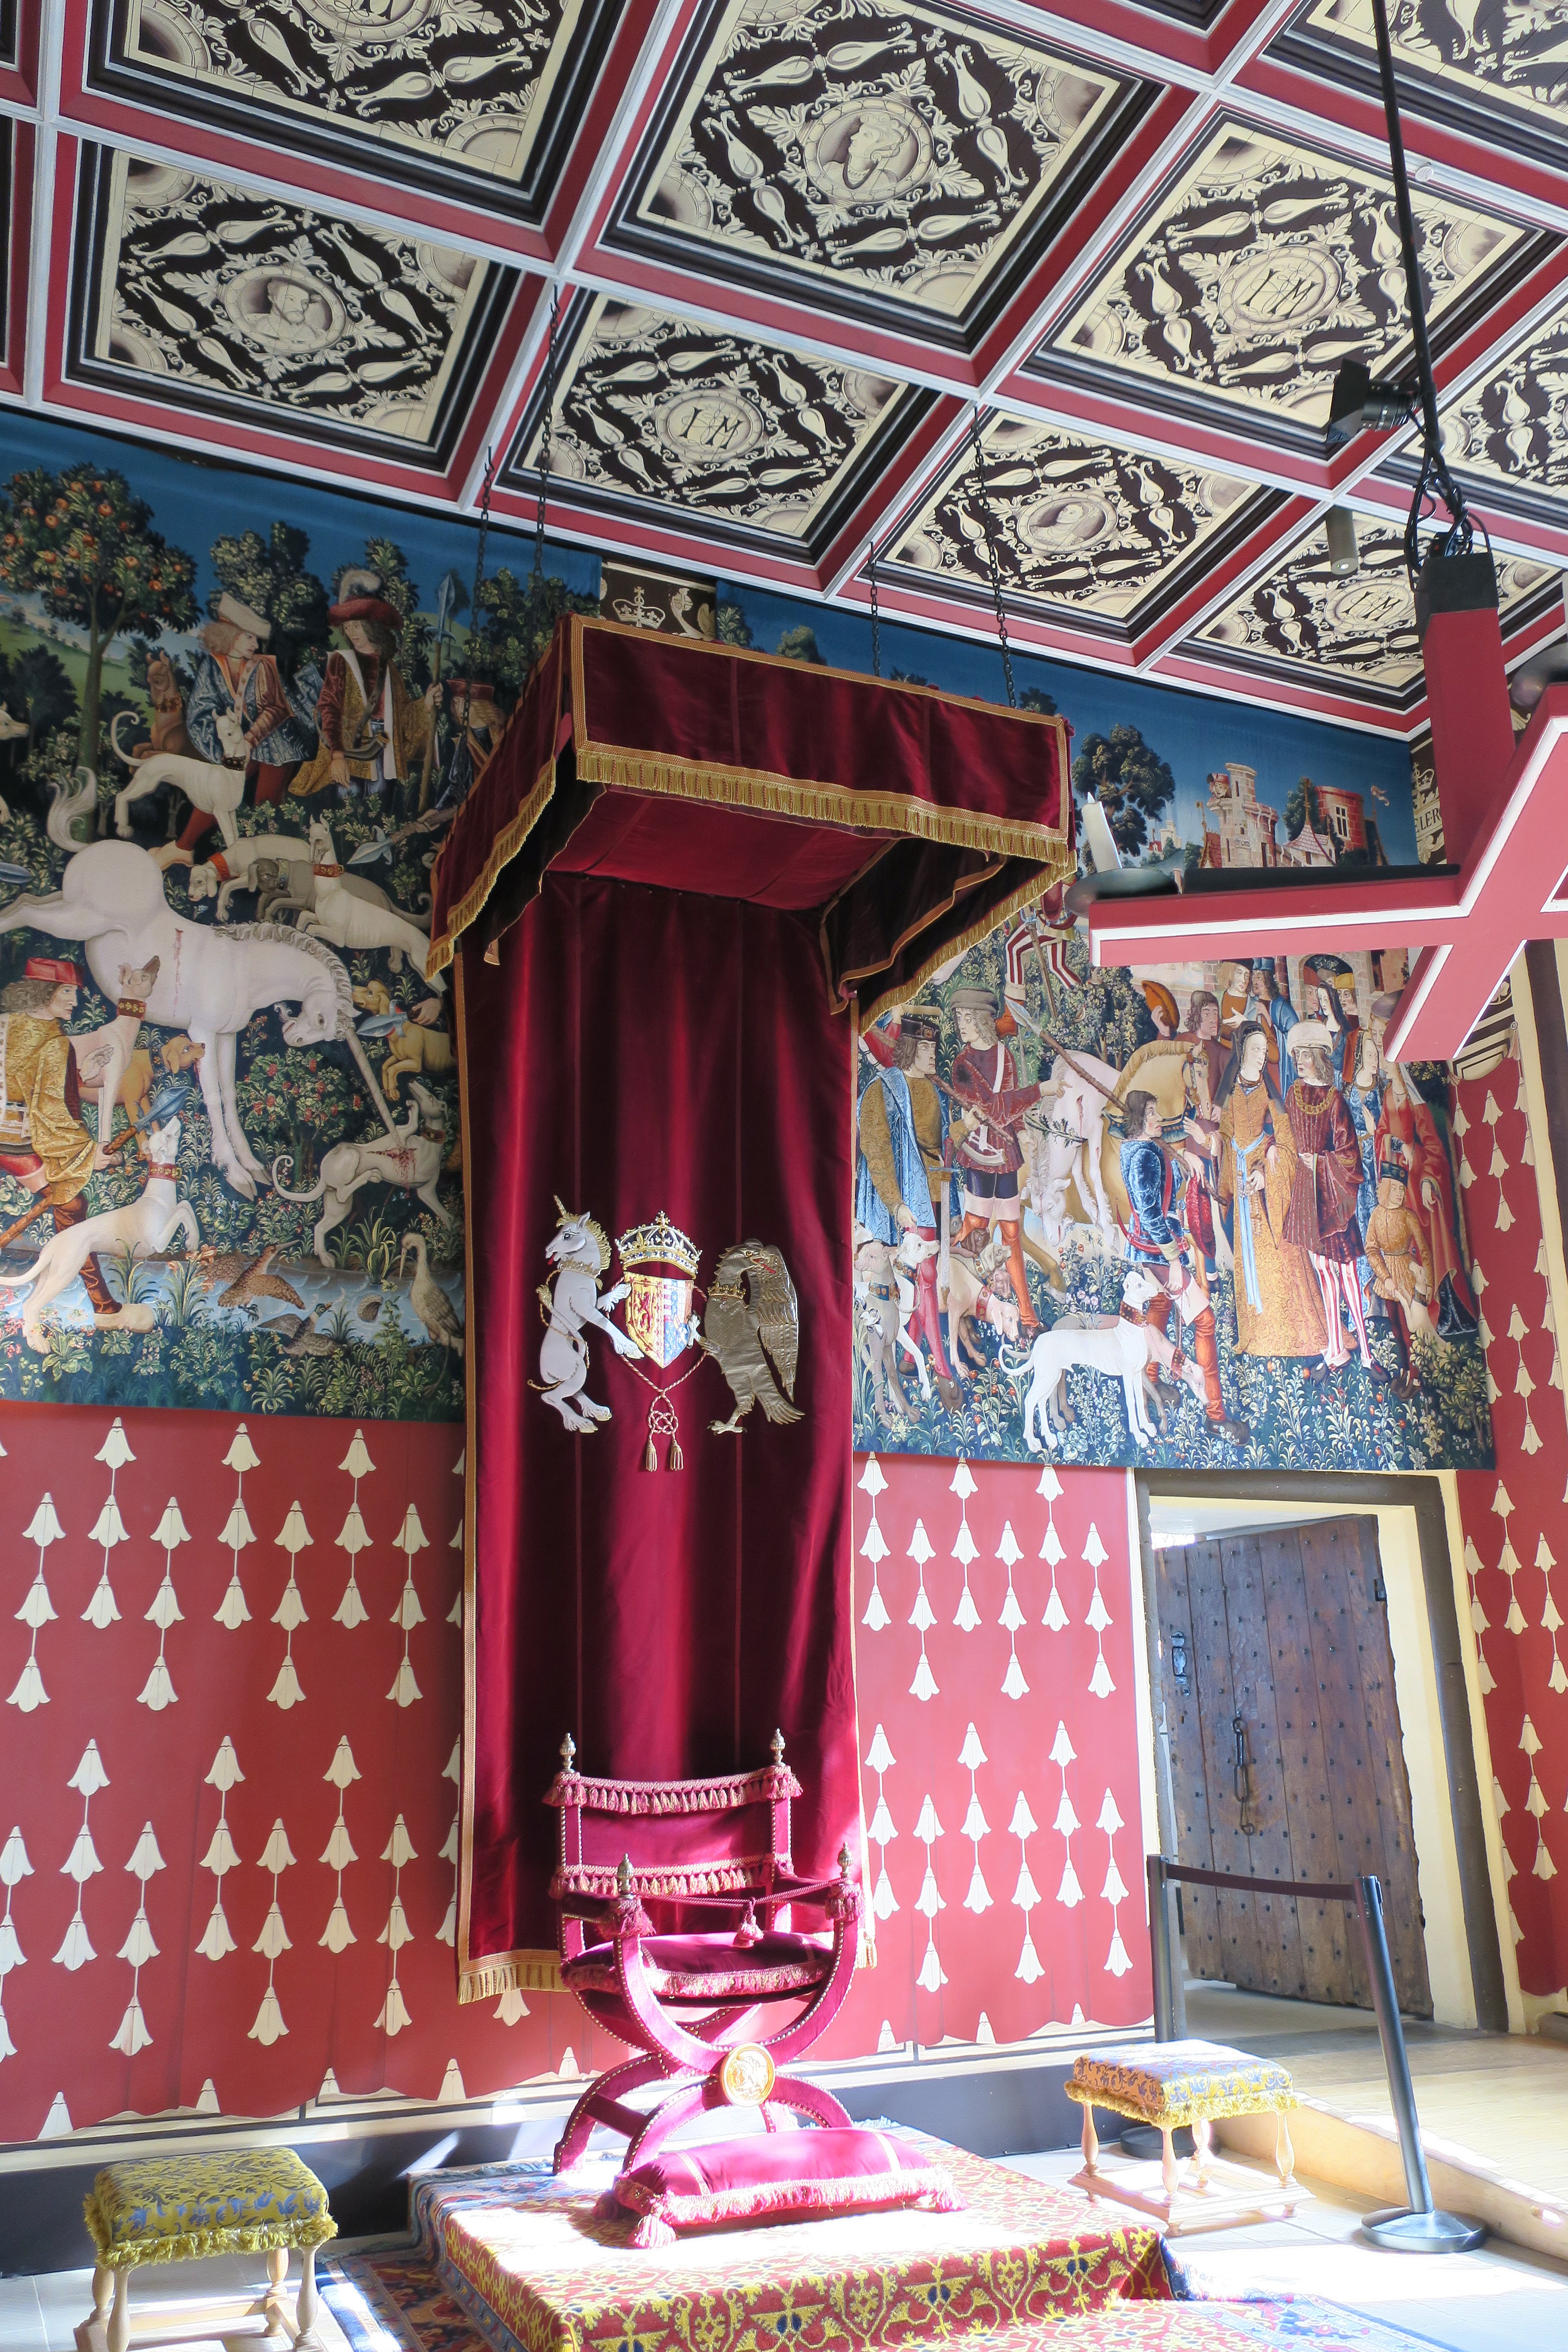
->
left=1216, top=1023, right=1327, bottom=1358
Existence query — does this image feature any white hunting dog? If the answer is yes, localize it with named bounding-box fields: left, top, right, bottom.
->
left=1001, top=1265, right=1206, bottom=1453
left=0, top=1115, right=198, bottom=1352
left=110, top=708, right=249, bottom=859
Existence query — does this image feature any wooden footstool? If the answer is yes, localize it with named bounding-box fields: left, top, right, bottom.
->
left=1066, top=2038, right=1305, bottom=2232
left=77, top=2151, right=336, bottom=2352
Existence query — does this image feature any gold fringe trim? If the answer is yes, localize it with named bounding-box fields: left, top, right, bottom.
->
left=427, top=756, right=557, bottom=977
left=574, top=744, right=1067, bottom=865
left=856, top=842, right=1080, bottom=1031
left=87, top=2220, right=338, bottom=2270
left=459, top=1951, right=564, bottom=2002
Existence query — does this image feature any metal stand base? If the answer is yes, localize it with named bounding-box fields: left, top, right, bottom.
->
left=1360, top=2206, right=1488, bottom=2253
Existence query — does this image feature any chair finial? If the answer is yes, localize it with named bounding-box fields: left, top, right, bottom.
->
left=838, top=1845, right=852, bottom=1878
left=770, top=1728, right=785, bottom=1764
left=560, top=1732, right=576, bottom=1770
left=617, top=1854, right=634, bottom=1900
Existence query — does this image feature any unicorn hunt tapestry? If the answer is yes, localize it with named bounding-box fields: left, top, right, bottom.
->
left=852, top=926, right=1494, bottom=1473
left=0, top=415, right=598, bottom=1417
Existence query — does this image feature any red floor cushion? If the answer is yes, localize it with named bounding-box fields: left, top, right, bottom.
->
left=563, top=1930, right=832, bottom=2001
left=596, top=2126, right=965, bottom=2245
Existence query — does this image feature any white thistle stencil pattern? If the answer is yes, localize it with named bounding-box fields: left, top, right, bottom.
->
left=377, top=1815, right=416, bottom=2035
left=320, top=1738, right=361, bottom=1954
left=335, top=1431, right=376, bottom=1629
left=913, top=1793, right=947, bottom=1992
left=1050, top=1719, right=1083, bottom=1911
left=1038, top=1465, right=1069, bottom=1630
left=1098, top=1789, right=1133, bottom=1975
left=389, top=1506, right=429, bottom=1707
left=55, top=1743, right=108, bottom=1972
left=1009, top=1788, right=1043, bottom=1983
left=995, top=1519, right=1028, bottom=1697
left=0, top=1826, right=31, bottom=2061
left=859, top=1456, right=890, bottom=1630
left=950, top=1461, right=981, bottom=1630
left=906, top=1519, right=938, bottom=1701
left=957, top=1724, right=991, bottom=1913
left=196, top=1738, right=243, bottom=1961
left=1082, top=1523, right=1116, bottom=1698
left=270, top=1502, right=311, bottom=1709
left=249, top=1819, right=296, bottom=2046
left=864, top=1723, right=898, bottom=1922
left=111, top=1823, right=165, bottom=2054
left=85, top=1421, right=133, bottom=1629
left=139, top=1497, right=190, bottom=1712
left=10, top=1492, right=62, bottom=1714
left=215, top=1425, right=260, bottom=1630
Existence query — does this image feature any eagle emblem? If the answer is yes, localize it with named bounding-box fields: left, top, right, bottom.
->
left=704, top=1240, right=802, bottom=1436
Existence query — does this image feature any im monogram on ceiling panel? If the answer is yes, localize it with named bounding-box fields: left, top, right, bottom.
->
left=90, top=149, right=489, bottom=446
left=634, top=0, right=1123, bottom=321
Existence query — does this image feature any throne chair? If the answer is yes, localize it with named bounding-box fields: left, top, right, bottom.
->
left=548, top=1732, right=862, bottom=2174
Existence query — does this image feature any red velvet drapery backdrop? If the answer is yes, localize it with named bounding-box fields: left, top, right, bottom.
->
left=456, top=873, right=860, bottom=1996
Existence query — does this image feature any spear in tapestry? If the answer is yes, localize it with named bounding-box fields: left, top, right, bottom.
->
left=419, top=569, right=465, bottom=816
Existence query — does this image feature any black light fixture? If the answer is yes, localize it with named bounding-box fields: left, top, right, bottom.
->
left=1325, top=506, right=1360, bottom=576
left=1322, top=0, right=1481, bottom=596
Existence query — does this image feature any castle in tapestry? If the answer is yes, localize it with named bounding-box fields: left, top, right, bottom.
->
left=0, top=419, right=596, bottom=1417
left=853, top=924, right=1492, bottom=1473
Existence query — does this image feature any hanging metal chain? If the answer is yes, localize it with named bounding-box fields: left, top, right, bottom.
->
left=867, top=535, right=882, bottom=679
left=532, top=284, right=561, bottom=586
left=968, top=407, right=1016, bottom=708
left=457, top=444, right=497, bottom=742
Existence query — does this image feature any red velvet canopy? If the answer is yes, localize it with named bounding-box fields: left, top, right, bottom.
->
left=429, top=617, right=1072, bottom=1022
left=438, top=620, right=1071, bottom=1999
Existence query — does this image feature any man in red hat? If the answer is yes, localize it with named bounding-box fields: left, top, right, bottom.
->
left=292, top=569, right=438, bottom=802
left=440, top=678, right=505, bottom=805
left=0, top=958, right=116, bottom=1312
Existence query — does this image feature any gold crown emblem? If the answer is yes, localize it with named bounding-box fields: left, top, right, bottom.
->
left=616, top=1211, right=700, bottom=1280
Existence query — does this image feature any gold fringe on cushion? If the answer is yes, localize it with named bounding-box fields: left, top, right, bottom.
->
left=458, top=1951, right=565, bottom=2003
left=84, top=2220, right=338, bottom=2271
left=426, top=757, right=557, bottom=977
left=573, top=744, right=1068, bottom=867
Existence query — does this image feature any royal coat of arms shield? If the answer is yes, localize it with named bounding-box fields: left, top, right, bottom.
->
left=616, top=1213, right=702, bottom=1369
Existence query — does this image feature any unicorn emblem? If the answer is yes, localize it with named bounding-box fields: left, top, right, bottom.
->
left=535, top=1198, right=643, bottom=1433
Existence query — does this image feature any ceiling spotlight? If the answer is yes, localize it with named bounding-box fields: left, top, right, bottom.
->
left=1326, top=506, right=1360, bottom=576
left=1323, top=358, right=1419, bottom=453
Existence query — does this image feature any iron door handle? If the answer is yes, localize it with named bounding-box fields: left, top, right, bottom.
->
left=1233, top=1712, right=1259, bottom=1836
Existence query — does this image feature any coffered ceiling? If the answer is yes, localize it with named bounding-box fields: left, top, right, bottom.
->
left=3, top=0, right=1567, bottom=731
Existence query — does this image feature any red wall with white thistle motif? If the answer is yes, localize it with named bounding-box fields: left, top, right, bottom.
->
left=0, top=1409, right=1148, bottom=2139
left=1452, top=1046, right=1568, bottom=2001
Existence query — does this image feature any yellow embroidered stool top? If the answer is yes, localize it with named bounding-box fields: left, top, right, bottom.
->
left=80, top=2152, right=334, bottom=2352
left=1067, top=2038, right=1299, bottom=2219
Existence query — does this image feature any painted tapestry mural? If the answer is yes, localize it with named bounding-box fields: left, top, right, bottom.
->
left=0, top=417, right=596, bottom=1418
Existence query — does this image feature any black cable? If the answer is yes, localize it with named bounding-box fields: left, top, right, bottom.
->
left=867, top=536, right=882, bottom=678
left=968, top=407, right=1016, bottom=708
left=532, top=285, right=561, bottom=587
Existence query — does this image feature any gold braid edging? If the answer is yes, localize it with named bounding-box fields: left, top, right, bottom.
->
left=1064, top=2082, right=1297, bottom=2125
left=426, top=758, right=557, bottom=978
left=856, top=843, right=1080, bottom=1031
left=573, top=744, right=1068, bottom=864
left=86, top=2220, right=339, bottom=2270
left=458, top=1951, right=565, bottom=2002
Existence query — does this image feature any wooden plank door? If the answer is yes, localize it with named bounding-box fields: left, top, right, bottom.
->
left=1152, top=1515, right=1431, bottom=2017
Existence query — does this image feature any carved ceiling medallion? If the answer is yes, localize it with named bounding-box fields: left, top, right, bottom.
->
left=75, top=147, right=505, bottom=459
left=1193, top=521, right=1559, bottom=701
left=1437, top=293, right=1568, bottom=521
left=629, top=0, right=1128, bottom=325
left=888, top=416, right=1266, bottom=630
left=1038, top=119, right=1529, bottom=442
left=98, top=0, right=601, bottom=205
left=508, top=295, right=906, bottom=549
left=1280, top=0, right=1568, bottom=165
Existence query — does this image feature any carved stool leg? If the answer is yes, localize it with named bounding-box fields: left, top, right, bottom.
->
left=1275, top=2109, right=1295, bottom=2187
left=296, top=2248, right=318, bottom=2343
left=263, top=2248, right=290, bottom=2340
left=1193, top=2116, right=1213, bottom=2188
left=1080, top=2104, right=1099, bottom=2174
left=90, top=2269, right=112, bottom=2335
left=107, top=2274, right=129, bottom=2352
left=1161, top=2128, right=1179, bottom=2207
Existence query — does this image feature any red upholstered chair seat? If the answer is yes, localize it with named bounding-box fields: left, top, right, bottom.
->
left=563, top=1929, right=832, bottom=2003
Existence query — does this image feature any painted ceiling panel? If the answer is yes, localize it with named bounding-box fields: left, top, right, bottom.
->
left=89, top=0, right=621, bottom=216
left=503, top=293, right=913, bottom=556
left=1190, top=518, right=1561, bottom=705
left=1033, top=118, right=1540, bottom=450
left=886, top=413, right=1271, bottom=638
left=1437, top=292, right=1568, bottom=523
left=67, top=146, right=514, bottom=465
left=1273, top=0, right=1568, bottom=172
left=614, top=0, right=1154, bottom=344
